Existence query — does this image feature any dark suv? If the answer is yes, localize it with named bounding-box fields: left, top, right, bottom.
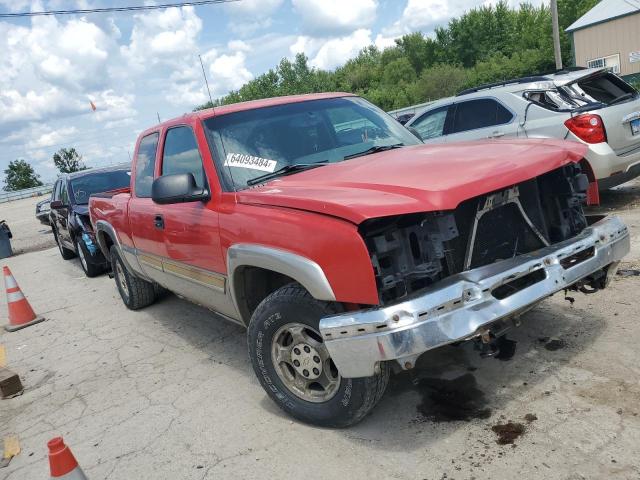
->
left=50, top=164, right=131, bottom=277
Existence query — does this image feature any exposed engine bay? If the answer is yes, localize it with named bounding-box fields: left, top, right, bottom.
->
left=360, top=164, right=591, bottom=304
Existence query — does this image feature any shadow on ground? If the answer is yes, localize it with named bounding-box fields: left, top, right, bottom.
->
left=589, top=179, right=640, bottom=213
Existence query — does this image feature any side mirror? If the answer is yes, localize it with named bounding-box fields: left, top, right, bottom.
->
left=151, top=173, right=210, bottom=205
left=406, top=126, right=423, bottom=142
left=50, top=200, right=65, bottom=209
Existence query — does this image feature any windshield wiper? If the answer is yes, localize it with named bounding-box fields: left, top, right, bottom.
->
left=343, top=143, right=404, bottom=160
left=246, top=161, right=328, bottom=186
left=609, top=93, right=635, bottom=106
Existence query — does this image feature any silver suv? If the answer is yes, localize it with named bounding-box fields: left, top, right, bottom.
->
left=405, top=68, right=640, bottom=190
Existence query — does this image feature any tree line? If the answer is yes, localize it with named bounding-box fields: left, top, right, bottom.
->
left=196, top=0, right=600, bottom=112
left=3, top=148, right=86, bottom=192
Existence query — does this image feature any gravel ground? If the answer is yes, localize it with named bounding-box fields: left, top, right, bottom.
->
left=0, top=180, right=639, bottom=480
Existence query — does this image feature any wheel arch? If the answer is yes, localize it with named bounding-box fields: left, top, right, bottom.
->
left=227, top=244, right=336, bottom=326
left=94, top=220, right=118, bottom=260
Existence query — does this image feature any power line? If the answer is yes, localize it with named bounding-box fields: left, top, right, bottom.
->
left=0, top=0, right=239, bottom=18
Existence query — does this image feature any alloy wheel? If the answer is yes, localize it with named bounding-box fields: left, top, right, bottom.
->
left=271, top=322, right=340, bottom=403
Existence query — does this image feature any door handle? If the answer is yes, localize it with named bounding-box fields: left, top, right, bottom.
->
left=154, top=215, right=164, bottom=229
left=489, top=131, right=505, bottom=138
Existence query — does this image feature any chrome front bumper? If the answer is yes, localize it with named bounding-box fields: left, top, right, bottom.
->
left=320, top=216, right=630, bottom=378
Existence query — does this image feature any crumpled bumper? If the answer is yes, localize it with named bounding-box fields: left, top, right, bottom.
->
left=319, top=215, right=629, bottom=378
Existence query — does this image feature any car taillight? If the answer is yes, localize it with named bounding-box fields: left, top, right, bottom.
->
left=564, top=114, right=607, bottom=144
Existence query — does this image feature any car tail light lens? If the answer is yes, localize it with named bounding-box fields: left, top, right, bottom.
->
left=564, top=114, right=607, bottom=144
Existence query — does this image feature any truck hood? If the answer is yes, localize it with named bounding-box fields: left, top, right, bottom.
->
left=236, top=139, right=588, bottom=224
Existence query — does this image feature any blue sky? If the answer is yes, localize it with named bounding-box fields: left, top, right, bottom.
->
left=0, top=0, right=543, bottom=184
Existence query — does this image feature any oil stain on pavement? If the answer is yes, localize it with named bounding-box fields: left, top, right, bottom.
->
left=412, top=373, right=492, bottom=422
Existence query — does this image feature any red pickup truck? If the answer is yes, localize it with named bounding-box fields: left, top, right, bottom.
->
left=89, top=92, right=629, bottom=427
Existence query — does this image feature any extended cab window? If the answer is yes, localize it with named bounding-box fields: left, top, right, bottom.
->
left=451, top=99, right=513, bottom=134
left=134, top=133, right=159, bottom=198
left=161, top=126, right=205, bottom=188
left=411, top=106, right=449, bottom=139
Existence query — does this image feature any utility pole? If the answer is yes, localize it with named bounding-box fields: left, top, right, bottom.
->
left=199, top=54, right=214, bottom=107
left=551, top=0, right=563, bottom=70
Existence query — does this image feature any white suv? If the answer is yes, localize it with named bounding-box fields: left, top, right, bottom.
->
left=405, top=68, right=640, bottom=191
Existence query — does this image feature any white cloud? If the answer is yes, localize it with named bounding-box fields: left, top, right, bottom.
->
left=292, top=0, right=377, bottom=35
left=14, top=16, right=116, bottom=92
left=208, top=51, right=254, bottom=94
left=0, top=87, right=87, bottom=125
left=27, top=126, right=78, bottom=150
left=90, top=91, right=137, bottom=124
left=121, top=6, right=202, bottom=69
left=293, top=29, right=376, bottom=70
left=228, top=39, right=251, bottom=52
left=225, top=0, right=283, bottom=36
left=225, top=0, right=283, bottom=15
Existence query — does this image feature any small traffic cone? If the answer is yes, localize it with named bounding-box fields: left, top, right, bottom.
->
left=48, top=437, right=87, bottom=479
left=3, top=266, right=44, bottom=332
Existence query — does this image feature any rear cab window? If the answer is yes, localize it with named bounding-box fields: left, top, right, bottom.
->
left=134, top=133, right=159, bottom=198
left=161, top=126, right=206, bottom=189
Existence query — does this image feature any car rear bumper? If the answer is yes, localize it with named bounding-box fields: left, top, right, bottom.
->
left=598, top=161, right=640, bottom=189
left=585, top=142, right=640, bottom=188
left=319, top=215, right=629, bottom=378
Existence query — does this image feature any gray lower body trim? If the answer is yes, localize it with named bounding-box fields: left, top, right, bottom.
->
left=126, top=247, right=241, bottom=324
left=320, top=215, right=629, bottom=378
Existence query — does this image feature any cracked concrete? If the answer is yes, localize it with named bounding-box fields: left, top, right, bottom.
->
left=1, top=180, right=640, bottom=479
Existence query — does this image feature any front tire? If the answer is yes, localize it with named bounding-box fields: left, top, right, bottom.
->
left=76, top=239, right=103, bottom=278
left=247, top=284, right=390, bottom=428
left=110, top=245, right=156, bottom=310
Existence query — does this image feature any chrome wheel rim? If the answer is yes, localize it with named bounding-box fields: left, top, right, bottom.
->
left=77, top=242, right=88, bottom=271
left=115, top=260, right=129, bottom=299
left=271, top=323, right=341, bottom=403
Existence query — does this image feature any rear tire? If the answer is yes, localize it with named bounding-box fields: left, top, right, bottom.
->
left=54, top=229, right=76, bottom=260
left=110, top=245, right=156, bottom=310
left=76, top=239, right=103, bottom=278
left=247, top=284, right=390, bottom=428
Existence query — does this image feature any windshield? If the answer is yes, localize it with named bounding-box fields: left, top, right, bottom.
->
left=203, top=96, right=421, bottom=190
left=70, top=169, right=131, bottom=204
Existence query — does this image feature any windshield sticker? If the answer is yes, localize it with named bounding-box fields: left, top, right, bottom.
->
left=224, top=153, right=277, bottom=172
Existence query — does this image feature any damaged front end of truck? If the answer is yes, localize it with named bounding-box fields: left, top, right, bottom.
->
left=320, top=163, right=629, bottom=378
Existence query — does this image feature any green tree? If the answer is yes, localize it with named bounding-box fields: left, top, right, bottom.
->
left=415, top=64, right=469, bottom=100
left=3, top=159, right=43, bottom=191
left=53, top=148, right=87, bottom=174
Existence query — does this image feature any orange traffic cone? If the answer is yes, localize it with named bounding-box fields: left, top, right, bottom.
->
left=3, top=266, right=44, bottom=332
left=48, top=437, right=88, bottom=479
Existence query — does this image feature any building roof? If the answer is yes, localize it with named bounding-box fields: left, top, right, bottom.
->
left=566, top=0, right=640, bottom=32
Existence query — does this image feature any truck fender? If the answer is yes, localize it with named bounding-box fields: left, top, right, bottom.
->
left=227, top=244, right=336, bottom=322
